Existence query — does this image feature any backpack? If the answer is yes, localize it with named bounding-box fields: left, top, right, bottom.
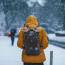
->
left=23, top=26, right=40, bottom=55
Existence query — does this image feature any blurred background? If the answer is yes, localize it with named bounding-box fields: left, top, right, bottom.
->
left=0, top=0, right=65, bottom=65
left=0, top=0, right=65, bottom=33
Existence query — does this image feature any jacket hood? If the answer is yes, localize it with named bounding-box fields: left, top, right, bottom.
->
left=24, top=16, right=39, bottom=29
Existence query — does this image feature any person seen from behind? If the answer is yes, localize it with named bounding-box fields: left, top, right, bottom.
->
left=8, top=28, right=16, bottom=46
left=17, top=15, right=48, bottom=65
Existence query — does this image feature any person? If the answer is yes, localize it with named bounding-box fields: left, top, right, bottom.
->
left=8, top=28, right=16, bottom=46
left=17, top=16, right=48, bottom=65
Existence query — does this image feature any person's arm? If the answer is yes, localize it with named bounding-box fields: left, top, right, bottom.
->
left=41, top=28, right=48, bottom=49
left=17, top=29, right=24, bottom=48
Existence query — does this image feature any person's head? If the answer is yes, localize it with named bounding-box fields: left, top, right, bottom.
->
left=24, top=15, right=39, bottom=28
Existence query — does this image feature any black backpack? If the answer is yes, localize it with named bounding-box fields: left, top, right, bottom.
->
left=23, top=26, right=40, bottom=55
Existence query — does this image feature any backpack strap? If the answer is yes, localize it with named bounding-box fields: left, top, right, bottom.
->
left=24, top=25, right=39, bottom=31
left=34, top=26, right=39, bottom=30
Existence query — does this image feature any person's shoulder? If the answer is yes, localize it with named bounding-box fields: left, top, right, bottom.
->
left=37, top=26, right=45, bottom=31
left=20, top=27, right=28, bottom=31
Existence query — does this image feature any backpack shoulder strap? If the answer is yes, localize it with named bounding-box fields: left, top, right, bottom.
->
left=34, top=26, right=40, bottom=30
left=24, top=25, right=40, bottom=31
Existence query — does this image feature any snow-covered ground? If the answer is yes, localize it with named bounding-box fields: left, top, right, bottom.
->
left=0, top=36, right=65, bottom=65
left=48, top=34, right=65, bottom=43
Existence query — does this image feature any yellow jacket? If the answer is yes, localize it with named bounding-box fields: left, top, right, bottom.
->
left=17, top=16, right=48, bottom=63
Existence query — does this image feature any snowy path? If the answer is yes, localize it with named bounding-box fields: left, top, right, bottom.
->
left=0, top=36, right=65, bottom=65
